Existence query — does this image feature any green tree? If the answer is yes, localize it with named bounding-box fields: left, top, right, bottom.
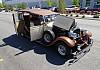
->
left=2, top=3, right=7, bottom=8
left=47, top=0, right=52, bottom=7
left=16, top=2, right=27, bottom=9
left=47, top=0, right=57, bottom=7
left=0, top=3, right=3, bottom=8
left=51, top=1, right=57, bottom=7
left=72, top=0, right=79, bottom=7
left=0, top=3, right=13, bottom=11
left=58, top=0, right=66, bottom=13
left=6, top=5, right=13, bottom=11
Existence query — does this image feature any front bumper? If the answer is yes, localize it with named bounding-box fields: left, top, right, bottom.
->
left=73, top=39, right=93, bottom=58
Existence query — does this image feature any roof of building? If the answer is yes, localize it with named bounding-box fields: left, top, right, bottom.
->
left=19, top=8, right=58, bottom=16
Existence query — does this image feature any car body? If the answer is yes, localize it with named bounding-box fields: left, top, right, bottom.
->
left=13, top=8, right=93, bottom=57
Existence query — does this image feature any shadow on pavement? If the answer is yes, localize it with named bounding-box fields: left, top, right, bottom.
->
left=2, top=34, right=74, bottom=65
left=0, top=43, right=8, bottom=47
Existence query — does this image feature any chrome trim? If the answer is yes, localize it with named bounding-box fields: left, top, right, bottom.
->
left=73, top=39, right=93, bottom=57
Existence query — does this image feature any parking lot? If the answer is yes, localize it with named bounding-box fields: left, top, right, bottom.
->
left=0, top=12, right=100, bottom=70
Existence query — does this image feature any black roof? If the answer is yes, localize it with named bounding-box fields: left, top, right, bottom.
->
left=54, top=15, right=75, bottom=30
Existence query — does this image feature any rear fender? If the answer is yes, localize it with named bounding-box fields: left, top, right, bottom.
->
left=47, top=36, right=75, bottom=48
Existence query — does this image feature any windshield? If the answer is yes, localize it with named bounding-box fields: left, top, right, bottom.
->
left=44, top=14, right=57, bottom=22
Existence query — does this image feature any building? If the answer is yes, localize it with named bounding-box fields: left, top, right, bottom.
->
left=94, top=0, right=100, bottom=8
left=80, top=0, right=100, bottom=9
left=2, top=0, right=73, bottom=8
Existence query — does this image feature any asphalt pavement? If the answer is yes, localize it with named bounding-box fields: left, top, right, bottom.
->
left=0, top=12, right=100, bottom=70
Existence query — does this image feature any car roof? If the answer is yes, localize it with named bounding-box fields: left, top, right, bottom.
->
left=19, top=8, right=58, bottom=16
left=54, top=15, right=75, bottom=31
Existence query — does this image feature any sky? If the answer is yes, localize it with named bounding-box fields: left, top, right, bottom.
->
left=0, top=0, right=2, bottom=3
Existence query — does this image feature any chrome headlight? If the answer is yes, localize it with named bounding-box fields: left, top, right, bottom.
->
left=68, top=31, right=77, bottom=39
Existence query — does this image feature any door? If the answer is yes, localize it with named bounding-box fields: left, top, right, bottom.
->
left=12, top=13, right=19, bottom=34
left=12, top=12, right=24, bottom=35
left=30, top=25, right=44, bottom=41
left=43, top=21, right=54, bottom=31
left=23, top=14, right=30, bottom=37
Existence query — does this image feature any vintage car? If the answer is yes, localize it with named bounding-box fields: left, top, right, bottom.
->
left=12, top=8, right=93, bottom=57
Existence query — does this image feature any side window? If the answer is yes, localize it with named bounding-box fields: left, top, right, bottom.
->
left=18, top=12, right=24, bottom=20
left=31, top=15, right=42, bottom=26
left=44, top=15, right=50, bottom=22
left=30, top=15, right=35, bottom=27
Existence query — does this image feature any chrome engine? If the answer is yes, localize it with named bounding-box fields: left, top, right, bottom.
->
left=69, top=26, right=93, bottom=52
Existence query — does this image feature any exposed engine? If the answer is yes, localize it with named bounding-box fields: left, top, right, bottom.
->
left=68, top=27, right=92, bottom=51
left=53, top=24, right=93, bottom=52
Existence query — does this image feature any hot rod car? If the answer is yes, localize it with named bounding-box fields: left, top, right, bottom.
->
left=12, top=8, right=93, bottom=57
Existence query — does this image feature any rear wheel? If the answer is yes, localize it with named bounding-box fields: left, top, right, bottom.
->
left=43, top=31, right=55, bottom=44
left=55, top=42, right=72, bottom=57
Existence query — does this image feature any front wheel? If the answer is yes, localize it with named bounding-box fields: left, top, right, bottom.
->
left=55, top=42, right=72, bottom=57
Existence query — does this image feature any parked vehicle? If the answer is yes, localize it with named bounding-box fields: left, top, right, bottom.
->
left=12, top=8, right=93, bottom=58
left=65, top=7, right=80, bottom=13
left=42, top=7, right=59, bottom=12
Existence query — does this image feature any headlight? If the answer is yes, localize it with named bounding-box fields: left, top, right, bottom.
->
left=86, top=31, right=92, bottom=37
left=68, top=31, right=77, bottom=39
left=82, top=30, right=92, bottom=37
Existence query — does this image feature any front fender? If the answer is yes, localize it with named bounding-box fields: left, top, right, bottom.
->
left=47, top=36, right=75, bottom=48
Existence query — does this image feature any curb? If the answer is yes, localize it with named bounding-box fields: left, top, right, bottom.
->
left=68, top=15, right=100, bottom=21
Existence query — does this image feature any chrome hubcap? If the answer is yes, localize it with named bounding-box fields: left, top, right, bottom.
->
left=58, top=45, right=66, bottom=56
left=44, top=34, right=51, bottom=43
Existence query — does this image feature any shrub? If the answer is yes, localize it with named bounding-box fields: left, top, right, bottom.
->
left=87, top=11, right=91, bottom=15
left=66, top=14, right=68, bottom=16
left=82, top=15, right=85, bottom=18
left=76, top=14, right=79, bottom=17
left=80, top=10, right=85, bottom=14
left=70, top=14, right=73, bottom=16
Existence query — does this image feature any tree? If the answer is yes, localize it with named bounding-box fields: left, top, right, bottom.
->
left=51, top=1, right=57, bottom=7
left=0, top=2, right=14, bottom=11
left=58, top=0, right=66, bottom=13
left=6, top=5, right=13, bottom=11
left=0, top=3, right=3, bottom=8
left=47, top=0, right=52, bottom=7
left=47, top=0, right=57, bottom=7
left=16, top=2, right=27, bottom=9
left=72, top=0, right=79, bottom=7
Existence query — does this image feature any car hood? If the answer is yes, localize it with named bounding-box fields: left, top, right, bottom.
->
left=54, top=15, right=75, bottom=31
